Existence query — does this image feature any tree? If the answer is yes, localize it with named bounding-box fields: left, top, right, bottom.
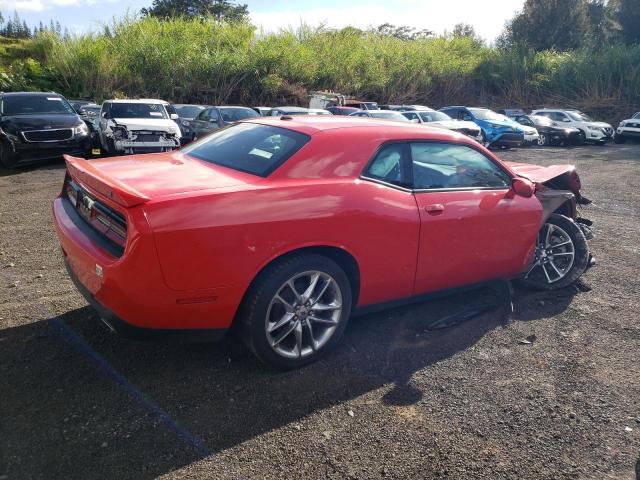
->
left=617, top=0, right=640, bottom=44
left=499, top=0, right=592, bottom=50
left=451, top=23, right=484, bottom=45
left=141, top=0, right=249, bottom=21
left=374, top=23, right=433, bottom=40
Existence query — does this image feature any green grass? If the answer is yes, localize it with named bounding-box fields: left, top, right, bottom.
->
left=2, top=17, right=639, bottom=123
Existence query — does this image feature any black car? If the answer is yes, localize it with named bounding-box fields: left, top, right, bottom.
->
left=514, top=114, right=582, bottom=146
left=189, top=106, right=259, bottom=140
left=172, top=104, right=210, bottom=141
left=0, top=92, right=92, bottom=168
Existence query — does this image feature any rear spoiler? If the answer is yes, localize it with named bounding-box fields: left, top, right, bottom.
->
left=63, top=155, right=150, bottom=208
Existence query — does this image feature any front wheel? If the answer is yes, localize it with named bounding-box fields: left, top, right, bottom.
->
left=537, top=133, right=548, bottom=146
left=521, top=214, right=589, bottom=290
left=239, top=254, right=352, bottom=369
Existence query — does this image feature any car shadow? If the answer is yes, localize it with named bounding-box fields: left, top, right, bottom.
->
left=1, top=283, right=578, bottom=479
left=0, top=160, right=66, bottom=177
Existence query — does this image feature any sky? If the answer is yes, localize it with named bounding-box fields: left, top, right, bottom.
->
left=0, top=0, right=525, bottom=42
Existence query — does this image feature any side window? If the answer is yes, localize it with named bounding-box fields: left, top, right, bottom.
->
left=209, top=109, right=220, bottom=122
left=410, top=143, right=511, bottom=190
left=364, top=143, right=408, bottom=187
left=197, top=109, right=210, bottom=121
left=461, top=110, right=473, bottom=121
left=403, top=112, right=419, bottom=121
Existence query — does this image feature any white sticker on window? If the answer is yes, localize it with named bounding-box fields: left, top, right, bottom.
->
left=249, top=148, right=273, bottom=159
left=149, top=112, right=162, bottom=116
left=47, top=97, right=63, bottom=101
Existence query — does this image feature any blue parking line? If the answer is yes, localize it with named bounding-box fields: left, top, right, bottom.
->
left=1, top=270, right=213, bottom=458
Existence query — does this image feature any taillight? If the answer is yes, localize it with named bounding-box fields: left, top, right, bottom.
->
left=63, top=171, right=128, bottom=251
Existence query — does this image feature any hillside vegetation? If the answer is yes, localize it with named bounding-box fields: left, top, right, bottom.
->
left=1, top=17, right=639, bottom=123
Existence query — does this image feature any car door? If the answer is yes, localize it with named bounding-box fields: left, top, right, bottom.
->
left=191, top=108, right=211, bottom=137
left=409, top=141, right=542, bottom=294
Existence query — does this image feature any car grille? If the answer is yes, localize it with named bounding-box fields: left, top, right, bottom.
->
left=22, top=128, right=73, bottom=142
left=627, top=123, right=640, bottom=129
left=602, top=127, right=614, bottom=136
left=133, top=134, right=162, bottom=142
left=499, top=132, right=524, bottom=142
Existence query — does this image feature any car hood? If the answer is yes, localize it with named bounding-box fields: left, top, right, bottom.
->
left=0, top=114, right=81, bottom=134
left=587, top=121, right=613, bottom=129
left=65, top=152, right=257, bottom=205
left=429, top=120, right=479, bottom=130
left=505, top=162, right=575, bottom=183
left=112, top=118, right=178, bottom=132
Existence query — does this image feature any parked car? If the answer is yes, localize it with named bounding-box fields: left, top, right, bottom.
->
left=77, top=103, right=103, bottom=152
left=400, top=109, right=482, bottom=142
left=252, top=106, right=272, bottom=116
left=514, top=114, right=582, bottom=146
left=439, top=106, right=525, bottom=148
left=190, top=106, right=259, bottom=140
left=266, top=106, right=312, bottom=117
left=496, top=108, right=526, bottom=119
left=69, top=99, right=94, bottom=112
left=343, top=100, right=379, bottom=110
left=0, top=91, right=92, bottom=168
left=531, top=109, right=614, bottom=145
left=326, top=106, right=360, bottom=116
left=348, top=110, right=410, bottom=122
left=172, top=104, right=210, bottom=141
left=614, top=112, right=640, bottom=143
left=97, top=99, right=181, bottom=155
left=389, top=105, right=431, bottom=112
left=307, top=109, right=333, bottom=115
left=53, top=116, right=593, bottom=368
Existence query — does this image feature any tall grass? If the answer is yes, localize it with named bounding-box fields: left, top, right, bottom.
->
left=10, top=16, right=640, bottom=123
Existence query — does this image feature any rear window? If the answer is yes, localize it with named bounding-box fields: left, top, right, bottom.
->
left=219, top=107, right=259, bottom=122
left=181, top=123, right=310, bottom=177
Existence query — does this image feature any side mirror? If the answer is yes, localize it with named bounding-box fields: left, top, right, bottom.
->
left=410, top=118, right=420, bottom=123
left=170, top=113, right=179, bottom=120
left=562, top=118, right=571, bottom=122
left=511, top=177, right=534, bottom=198
left=463, top=115, right=472, bottom=121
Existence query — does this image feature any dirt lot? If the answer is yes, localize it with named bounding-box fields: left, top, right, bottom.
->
left=1, top=143, right=639, bottom=480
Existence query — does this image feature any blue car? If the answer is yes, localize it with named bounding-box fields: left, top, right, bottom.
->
left=439, top=106, right=525, bottom=148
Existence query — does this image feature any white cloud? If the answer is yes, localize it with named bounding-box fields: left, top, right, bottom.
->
left=250, top=0, right=525, bottom=41
left=0, top=0, right=118, bottom=12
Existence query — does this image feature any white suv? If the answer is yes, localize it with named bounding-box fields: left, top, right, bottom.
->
left=615, top=112, right=640, bottom=143
left=531, top=109, right=614, bottom=145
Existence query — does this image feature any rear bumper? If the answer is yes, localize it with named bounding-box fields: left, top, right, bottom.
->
left=64, top=257, right=227, bottom=341
left=53, top=195, right=236, bottom=332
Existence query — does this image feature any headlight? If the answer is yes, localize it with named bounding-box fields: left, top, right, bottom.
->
left=181, top=120, right=190, bottom=127
left=73, top=123, right=89, bottom=135
left=169, top=126, right=179, bottom=134
left=619, top=121, right=626, bottom=127
left=490, top=124, right=501, bottom=129
left=587, top=125, right=601, bottom=131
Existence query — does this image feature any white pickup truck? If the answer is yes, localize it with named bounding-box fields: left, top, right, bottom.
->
left=98, top=99, right=181, bottom=155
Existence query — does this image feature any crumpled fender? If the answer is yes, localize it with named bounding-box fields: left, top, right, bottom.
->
left=504, top=162, right=576, bottom=184
left=535, top=188, right=576, bottom=223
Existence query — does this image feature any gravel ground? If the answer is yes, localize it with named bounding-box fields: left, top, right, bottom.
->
left=1, top=143, right=639, bottom=480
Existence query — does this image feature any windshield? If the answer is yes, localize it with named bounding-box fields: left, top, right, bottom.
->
left=370, top=111, right=410, bottom=122
left=633, top=112, right=640, bottom=119
left=81, top=106, right=102, bottom=117
left=109, top=103, right=168, bottom=119
left=418, top=111, right=452, bottom=122
left=363, top=102, right=379, bottom=110
left=219, top=107, right=259, bottom=122
left=182, top=123, right=310, bottom=177
left=529, top=115, right=552, bottom=126
left=1, top=95, right=76, bottom=116
left=468, top=108, right=505, bottom=121
left=567, top=111, right=592, bottom=122
left=174, top=105, right=206, bottom=118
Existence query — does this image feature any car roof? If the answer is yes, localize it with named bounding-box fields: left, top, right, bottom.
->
left=106, top=99, right=167, bottom=104
left=0, top=91, right=63, bottom=97
left=272, top=106, right=309, bottom=112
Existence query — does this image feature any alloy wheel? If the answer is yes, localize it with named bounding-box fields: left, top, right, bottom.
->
left=265, top=271, right=343, bottom=359
left=537, top=134, right=547, bottom=146
left=525, top=223, right=575, bottom=284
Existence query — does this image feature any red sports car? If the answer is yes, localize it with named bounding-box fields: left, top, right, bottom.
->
left=53, top=116, right=593, bottom=368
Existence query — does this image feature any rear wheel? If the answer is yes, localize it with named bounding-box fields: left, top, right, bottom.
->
left=522, top=214, right=589, bottom=290
left=239, top=254, right=352, bottom=369
left=577, top=130, right=587, bottom=145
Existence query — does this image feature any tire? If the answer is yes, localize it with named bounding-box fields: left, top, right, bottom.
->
left=0, top=141, right=18, bottom=169
left=537, top=133, right=548, bottom=146
left=521, top=214, right=589, bottom=291
left=238, top=254, right=353, bottom=369
left=577, top=130, right=587, bottom=145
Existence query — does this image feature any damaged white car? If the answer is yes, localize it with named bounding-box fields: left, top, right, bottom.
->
left=98, top=99, right=181, bottom=155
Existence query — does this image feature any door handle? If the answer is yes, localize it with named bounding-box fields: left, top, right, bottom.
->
left=425, top=204, right=444, bottom=214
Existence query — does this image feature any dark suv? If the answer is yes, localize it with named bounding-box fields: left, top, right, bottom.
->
left=0, top=92, right=92, bottom=168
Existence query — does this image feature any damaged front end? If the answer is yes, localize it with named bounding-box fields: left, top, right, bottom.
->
left=507, top=161, right=596, bottom=289
left=107, top=122, right=181, bottom=155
